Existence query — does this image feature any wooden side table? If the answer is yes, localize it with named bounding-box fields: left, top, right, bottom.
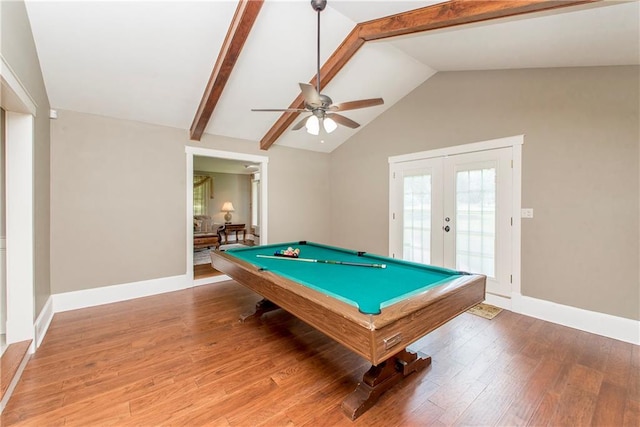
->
left=222, top=223, right=246, bottom=244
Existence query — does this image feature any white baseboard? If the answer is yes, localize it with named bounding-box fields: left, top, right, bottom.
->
left=34, top=296, right=53, bottom=348
left=53, top=274, right=190, bottom=313
left=484, top=292, right=512, bottom=310
left=492, top=292, right=640, bottom=345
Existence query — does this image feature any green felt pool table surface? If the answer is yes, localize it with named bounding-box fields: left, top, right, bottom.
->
left=225, top=241, right=468, bottom=315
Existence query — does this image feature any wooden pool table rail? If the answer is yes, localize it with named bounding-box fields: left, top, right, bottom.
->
left=210, top=250, right=486, bottom=366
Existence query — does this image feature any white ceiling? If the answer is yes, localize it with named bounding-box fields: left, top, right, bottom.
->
left=25, top=0, right=640, bottom=153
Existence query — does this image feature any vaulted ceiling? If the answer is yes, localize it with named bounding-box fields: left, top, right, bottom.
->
left=25, top=0, right=639, bottom=153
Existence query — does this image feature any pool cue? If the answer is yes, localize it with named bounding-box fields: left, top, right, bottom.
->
left=256, top=254, right=386, bottom=269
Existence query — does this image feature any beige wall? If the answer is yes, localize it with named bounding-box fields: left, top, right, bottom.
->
left=192, top=168, right=251, bottom=225
left=205, top=173, right=250, bottom=226
left=50, top=110, right=331, bottom=294
left=1, top=0, right=51, bottom=317
left=330, top=66, right=639, bottom=321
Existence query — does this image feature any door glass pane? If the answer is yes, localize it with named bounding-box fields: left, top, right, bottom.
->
left=455, top=167, right=496, bottom=277
left=403, top=174, right=431, bottom=264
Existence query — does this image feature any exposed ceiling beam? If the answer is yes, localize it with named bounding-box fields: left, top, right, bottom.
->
left=259, top=0, right=599, bottom=150
left=190, top=0, right=264, bottom=141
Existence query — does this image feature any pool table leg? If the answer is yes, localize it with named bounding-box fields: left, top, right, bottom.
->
left=239, top=298, right=279, bottom=322
left=341, top=349, right=431, bottom=420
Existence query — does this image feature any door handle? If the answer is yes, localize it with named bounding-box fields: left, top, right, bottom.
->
left=443, top=225, right=450, bottom=232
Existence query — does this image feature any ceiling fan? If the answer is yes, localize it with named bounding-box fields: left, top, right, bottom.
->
left=251, top=0, right=384, bottom=137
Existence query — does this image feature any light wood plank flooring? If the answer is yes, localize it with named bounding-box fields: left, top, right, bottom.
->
left=1, top=340, right=31, bottom=403
left=2, top=281, right=638, bottom=426
left=194, top=262, right=223, bottom=280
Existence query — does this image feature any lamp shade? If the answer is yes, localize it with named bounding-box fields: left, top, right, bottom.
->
left=221, top=202, right=235, bottom=212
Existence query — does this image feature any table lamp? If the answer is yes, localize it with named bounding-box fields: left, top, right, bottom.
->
left=221, top=202, right=235, bottom=223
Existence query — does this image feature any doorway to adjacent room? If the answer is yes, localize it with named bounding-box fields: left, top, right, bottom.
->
left=192, top=157, right=260, bottom=279
left=185, top=147, right=268, bottom=285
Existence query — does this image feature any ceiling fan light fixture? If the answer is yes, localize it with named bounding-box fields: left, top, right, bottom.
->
left=323, top=116, right=337, bottom=133
left=305, top=115, right=320, bottom=135
left=251, top=0, right=383, bottom=144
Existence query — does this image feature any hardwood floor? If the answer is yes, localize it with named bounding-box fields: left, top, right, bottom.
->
left=194, top=262, right=223, bottom=280
left=2, top=280, right=638, bottom=426
left=1, top=340, right=31, bottom=403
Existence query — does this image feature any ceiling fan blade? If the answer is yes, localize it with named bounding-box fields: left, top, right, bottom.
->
left=299, top=83, right=322, bottom=108
left=291, top=115, right=310, bottom=130
left=251, top=108, right=307, bottom=112
left=329, top=98, right=384, bottom=112
left=327, top=113, right=359, bottom=129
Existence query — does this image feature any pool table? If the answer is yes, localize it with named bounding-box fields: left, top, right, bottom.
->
left=210, top=241, right=486, bottom=419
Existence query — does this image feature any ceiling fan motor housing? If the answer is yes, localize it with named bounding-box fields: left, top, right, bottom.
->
left=305, top=94, right=333, bottom=112
left=311, top=0, right=327, bottom=12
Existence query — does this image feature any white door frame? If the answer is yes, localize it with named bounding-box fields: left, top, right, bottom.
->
left=185, top=146, right=269, bottom=284
left=1, top=56, right=37, bottom=345
left=389, top=135, right=523, bottom=307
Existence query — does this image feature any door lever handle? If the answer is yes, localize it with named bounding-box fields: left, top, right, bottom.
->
left=443, top=225, right=450, bottom=232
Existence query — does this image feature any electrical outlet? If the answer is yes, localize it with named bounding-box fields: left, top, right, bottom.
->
left=521, top=208, right=534, bottom=219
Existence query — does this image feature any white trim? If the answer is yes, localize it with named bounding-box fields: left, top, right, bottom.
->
left=52, top=274, right=189, bottom=313
left=1, top=55, right=37, bottom=347
left=258, top=162, right=268, bottom=245
left=513, top=293, right=640, bottom=345
left=484, top=292, right=513, bottom=310
left=186, top=153, right=194, bottom=282
left=0, top=239, right=6, bottom=336
left=34, top=296, right=53, bottom=348
left=185, top=146, right=269, bottom=165
left=0, top=344, right=32, bottom=413
left=5, top=112, right=35, bottom=344
left=388, top=134, right=525, bottom=164
left=0, top=55, right=37, bottom=116
left=511, top=143, right=523, bottom=296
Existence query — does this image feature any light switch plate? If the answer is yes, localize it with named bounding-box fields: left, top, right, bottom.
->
left=521, top=208, right=534, bottom=218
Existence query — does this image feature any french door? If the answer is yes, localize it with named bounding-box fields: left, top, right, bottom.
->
left=390, top=147, right=513, bottom=297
